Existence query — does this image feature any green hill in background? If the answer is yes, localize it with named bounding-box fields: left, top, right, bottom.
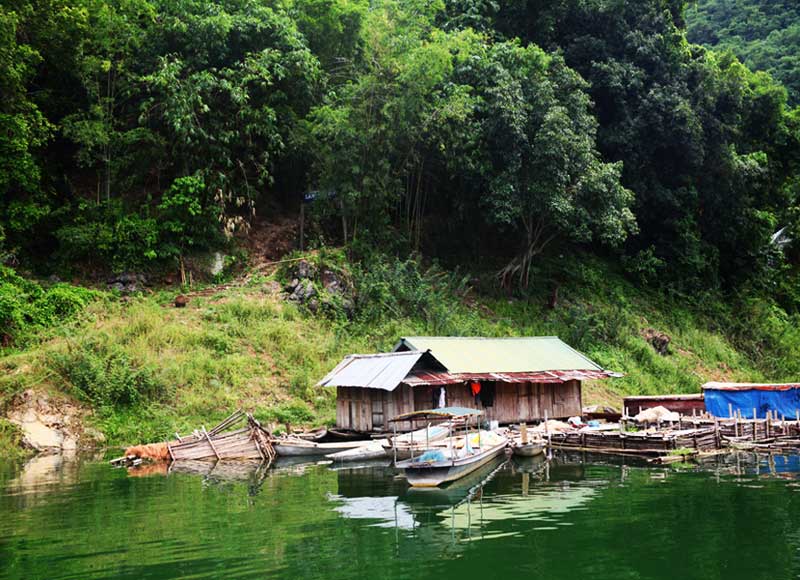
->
left=687, top=0, right=800, bottom=104
left=4, top=1, right=800, bottom=455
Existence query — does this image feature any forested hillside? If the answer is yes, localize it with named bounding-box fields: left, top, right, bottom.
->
left=3, top=0, right=800, bottom=452
left=3, top=0, right=799, bottom=291
left=686, top=0, right=800, bottom=105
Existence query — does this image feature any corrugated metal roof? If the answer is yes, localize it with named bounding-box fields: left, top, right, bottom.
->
left=703, top=382, right=800, bottom=391
left=403, top=369, right=620, bottom=387
left=317, top=351, right=429, bottom=391
left=394, top=336, right=604, bottom=374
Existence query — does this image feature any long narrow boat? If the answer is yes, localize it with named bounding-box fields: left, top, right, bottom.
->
left=326, top=439, right=389, bottom=462
left=390, top=407, right=509, bottom=487
left=273, top=437, right=366, bottom=457
left=397, top=438, right=509, bottom=487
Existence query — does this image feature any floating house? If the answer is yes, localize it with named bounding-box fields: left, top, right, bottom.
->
left=623, top=393, right=706, bottom=415
left=319, top=336, right=619, bottom=432
left=702, top=382, right=800, bottom=419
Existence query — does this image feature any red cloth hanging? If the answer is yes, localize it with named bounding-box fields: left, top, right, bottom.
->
left=470, top=381, right=481, bottom=396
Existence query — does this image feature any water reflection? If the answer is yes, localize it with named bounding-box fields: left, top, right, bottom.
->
left=2, top=449, right=800, bottom=580
left=326, top=454, right=602, bottom=545
left=5, top=452, right=104, bottom=498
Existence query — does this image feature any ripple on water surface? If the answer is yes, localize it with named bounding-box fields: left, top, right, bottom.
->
left=1, top=452, right=800, bottom=580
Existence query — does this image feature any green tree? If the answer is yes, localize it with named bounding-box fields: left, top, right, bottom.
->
left=157, top=175, right=219, bottom=284
left=142, top=0, right=321, bottom=238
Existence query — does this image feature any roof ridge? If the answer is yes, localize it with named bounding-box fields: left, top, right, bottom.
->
left=401, top=336, right=560, bottom=340
left=345, top=351, right=421, bottom=359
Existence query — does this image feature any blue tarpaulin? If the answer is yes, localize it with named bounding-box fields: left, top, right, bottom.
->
left=703, top=383, right=800, bottom=419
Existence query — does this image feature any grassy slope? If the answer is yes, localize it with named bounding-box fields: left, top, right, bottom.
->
left=0, top=252, right=789, bottom=451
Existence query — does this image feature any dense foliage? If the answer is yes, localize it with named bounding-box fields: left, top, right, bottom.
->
left=1, top=0, right=799, bottom=296
left=0, top=266, right=98, bottom=345
left=687, top=0, right=800, bottom=105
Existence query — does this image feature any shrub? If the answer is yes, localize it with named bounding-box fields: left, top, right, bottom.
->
left=54, top=201, right=161, bottom=273
left=0, top=268, right=99, bottom=346
left=48, top=341, right=167, bottom=408
left=32, top=285, right=96, bottom=327
left=0, top=283, right=26, bottom=344
left=353, top=255, right=470, bottom=325
left=0, top=418, right=27, bottom=459
left=256, top=401, right=315, bottom=428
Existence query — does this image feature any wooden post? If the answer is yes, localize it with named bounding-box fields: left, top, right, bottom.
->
left=729, top=403, right=733, bottom=419
left=299, top=204, right=305, bottom=251
left=521, top=422, right=528, bottom=444
left=544, top=410, right=551, bottom=458
left=393, top=421, right=398, bottom=465
left=753, top=408, right=757, bottom=441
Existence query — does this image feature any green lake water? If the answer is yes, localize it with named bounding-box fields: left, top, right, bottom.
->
left=1, top=452, right=799, bottom=580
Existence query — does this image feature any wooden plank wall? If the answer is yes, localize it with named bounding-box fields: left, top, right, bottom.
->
left=336, top=381, right=582, bottom=430
left=336, top=385, right=416, bottom=431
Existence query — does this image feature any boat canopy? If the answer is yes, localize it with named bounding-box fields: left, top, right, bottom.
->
left=389, top=407, right=483, bottom=422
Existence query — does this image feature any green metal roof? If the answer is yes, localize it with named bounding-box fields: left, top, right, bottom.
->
left=393, top=336, right=603, bottom=374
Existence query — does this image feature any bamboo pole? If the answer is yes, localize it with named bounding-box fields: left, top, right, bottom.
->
left=202, top=426, right=221, bottom=460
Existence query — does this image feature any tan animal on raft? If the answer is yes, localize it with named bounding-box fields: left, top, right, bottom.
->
left=124, top=442, right=171, bottom=462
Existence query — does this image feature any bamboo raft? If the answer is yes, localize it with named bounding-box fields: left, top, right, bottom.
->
left=547, top=427, right=719, bottom=456
left=111, top=410, right=276, bottom=466
left=548, top=409, right=800, bottom=458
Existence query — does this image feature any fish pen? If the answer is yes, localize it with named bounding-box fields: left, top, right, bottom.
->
left=547, top=427, right=720, bottom=457
left=670, top=411, right=800, bottom=443
left=547, top=408, right=800, bottom=459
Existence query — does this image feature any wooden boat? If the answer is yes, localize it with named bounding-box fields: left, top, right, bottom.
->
left=397, top=438, right=509, bottom=487
left=326, top=439, right=389, bottom=462
left=295, top=427, right=327, bottom=442
left=325, top=428, right=367, bottom=442
left=390, top=407, right=509, bottom=487
left=512, top=440, right=545, bottom=457
left=273, top=437, right=366, bottom=457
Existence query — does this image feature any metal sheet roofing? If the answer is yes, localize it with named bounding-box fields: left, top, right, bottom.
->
left=394, top=336, right=604, bottom=374
left=403, top=369, right=620, bottom=387
left=317, top=351, right=431, bottom=391
left=702, top=382, right=800, bottom=391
